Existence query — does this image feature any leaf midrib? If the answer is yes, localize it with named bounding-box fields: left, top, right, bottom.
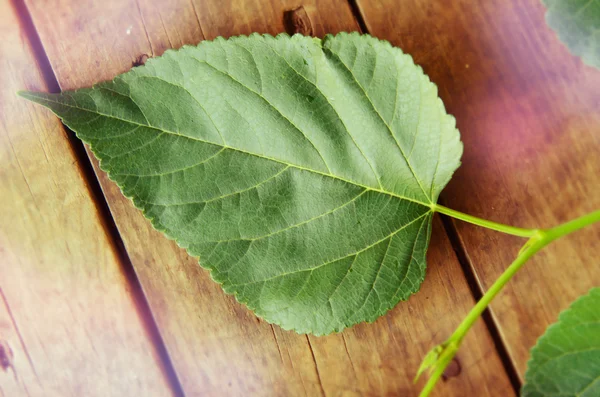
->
left=26, top=94, right=434, bottom=210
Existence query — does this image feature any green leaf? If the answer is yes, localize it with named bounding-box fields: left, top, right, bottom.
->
left=522, top=287, right=600, bottom=397
left=19, top=33, right=462, bottom=335
left=543, top=0, right=600, bottom=68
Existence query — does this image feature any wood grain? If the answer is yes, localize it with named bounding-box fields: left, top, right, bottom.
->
left=0, top=1, right=173, bottom=396
left=356, top=0, right=600, bottom=380
left=24, top=0, right=515, bottom=395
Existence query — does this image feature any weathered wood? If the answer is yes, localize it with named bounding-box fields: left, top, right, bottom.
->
left=356, top=0, right=600, bottom=380
left=0, top=1, right=173, bottom=395
left=25, top=0, right=515, bottom=394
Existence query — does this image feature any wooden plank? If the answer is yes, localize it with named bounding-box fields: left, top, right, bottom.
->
left=25, top=0, right=515, bottom=394
left=355, top=0, right=600, bottom=380
left=0, top=1, right=173, bottom=396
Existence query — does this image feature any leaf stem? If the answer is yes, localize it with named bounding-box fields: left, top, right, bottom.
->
left=542, top=209, right=600, bottom=243
left=433, top=204, right=538, bottom=238
left=417, top=208, right=600, bottom=397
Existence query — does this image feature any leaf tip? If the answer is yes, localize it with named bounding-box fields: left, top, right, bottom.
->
left=16, top=90, right=48, bottom=104
left=16, top=90, right=33, bottom=99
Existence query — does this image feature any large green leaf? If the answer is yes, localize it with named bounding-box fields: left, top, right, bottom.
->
left=522, top=287, right=600, bottom=397
left=20, top=33, right=462, bottom=335
left=543, top=0, right=600, bottom=68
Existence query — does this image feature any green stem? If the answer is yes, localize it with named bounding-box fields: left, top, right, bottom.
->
left=450, top=238, right=541, bottom=345
left=542, top=209, right=600, bottom=243
left=418, top=208, right=600, bottom=397
left=419, top=342, right=458, bottom=397
left=433, top=204, right=539, bottom=238
left=452, top=209, right=600, bottom=343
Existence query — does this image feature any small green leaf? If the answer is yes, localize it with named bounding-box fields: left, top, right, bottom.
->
left=522, top=287, right=600, bottom=397
left=543, top=0, right=600, bottom=68
left=20, top=33, right=462, bottom=335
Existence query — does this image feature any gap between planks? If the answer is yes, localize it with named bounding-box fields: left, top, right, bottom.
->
left=345, top=0, right=523, bottom=392
left=12, top=0, right=185, bottom=395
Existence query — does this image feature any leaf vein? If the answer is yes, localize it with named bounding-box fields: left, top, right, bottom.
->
left=322, top=45, right=431, bottom=203
left=229, top=212, right=429, bottom=287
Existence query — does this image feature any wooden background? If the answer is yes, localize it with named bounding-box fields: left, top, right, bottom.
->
left=1, top=0, right=598, bottom=395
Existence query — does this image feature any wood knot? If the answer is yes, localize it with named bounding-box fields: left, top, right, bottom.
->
left=442, top=357, right=461, bottom=380
left=133, top=54, right=150, bottom=67
left=0, top=340, right=13, bottom=371
left=283, top=6, right=313, bottom=36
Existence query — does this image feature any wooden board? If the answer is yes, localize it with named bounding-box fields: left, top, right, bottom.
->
left=0, top=1, right=173, bottom=396
left=355, top=0, right=600, bottom=380
left=23, top=0, right=515, bottom=394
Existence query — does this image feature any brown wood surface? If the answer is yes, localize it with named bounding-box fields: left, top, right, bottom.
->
left=17, top=0, right=518, bottom=395
left=0, top=1, right=173, bottom=396
left=356, top=0, right=600, bottom=380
